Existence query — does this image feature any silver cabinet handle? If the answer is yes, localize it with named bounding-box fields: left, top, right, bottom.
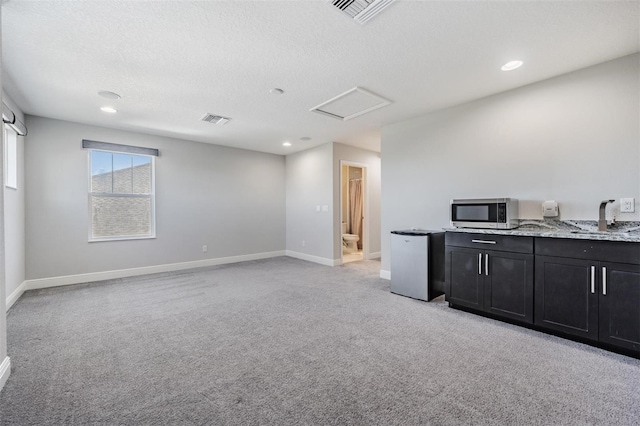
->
left=472, top=239, right=497, bottom=244
left=485, top=253, right=489, bottom=276
left=602, top=267, right=607, bottom=296
left=591, top=266, right=595, bottom=294
left=478, top=253, right=482, bottom=275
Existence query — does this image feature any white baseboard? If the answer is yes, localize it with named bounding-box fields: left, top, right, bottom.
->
left=25, top=251, right=286, bottom=291
left=6, top=281, right=27, bottom=311
left=0, top=356, right=10, bottom=392
left=285, top=250, right=339, bottom=266
left=368, top=251, right=381, bottom=259
left=380, top=269, right=390, bottom=280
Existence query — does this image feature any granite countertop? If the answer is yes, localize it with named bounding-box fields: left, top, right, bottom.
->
left=445, top=220, right=640, bottom=243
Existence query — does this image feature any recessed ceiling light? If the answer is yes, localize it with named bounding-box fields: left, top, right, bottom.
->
left=270, top=88, right=284, bottom=95
left=300, top=136, right=311, bottom=141
left=100, top=106, right=117, bottom=113
left=501, top=60, right=523, bottom=71
left=98, top=91, right=121, bottom=100
left=282, top=142, right=292, bottom=147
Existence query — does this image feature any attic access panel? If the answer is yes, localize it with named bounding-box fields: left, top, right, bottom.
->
left=310, top=87, right=391, bottom=121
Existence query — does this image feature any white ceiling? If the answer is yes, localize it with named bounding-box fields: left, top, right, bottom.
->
left=2, top=1, right=639, bottom=155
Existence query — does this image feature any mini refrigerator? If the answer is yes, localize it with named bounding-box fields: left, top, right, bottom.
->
left=390, top=230, right=445, bottom=301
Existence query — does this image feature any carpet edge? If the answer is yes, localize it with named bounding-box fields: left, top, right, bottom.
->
left=6, top=281, right=27, bottom=312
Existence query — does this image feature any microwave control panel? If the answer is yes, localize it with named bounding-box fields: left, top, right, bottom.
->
left=497, top=203, right=507, bottom=223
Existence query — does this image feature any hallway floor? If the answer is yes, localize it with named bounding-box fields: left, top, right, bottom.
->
left=343, top=250, right=363, bottom=263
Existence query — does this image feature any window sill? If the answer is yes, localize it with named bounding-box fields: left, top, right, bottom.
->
left=89, top=235, right=156, bottom=243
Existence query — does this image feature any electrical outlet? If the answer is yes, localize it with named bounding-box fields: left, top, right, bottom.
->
left=202, top=245, right=208, bottom=253
left=302, top=240, right=306, bottom=247
left=316, top=205, right=321, bottom=212
left=620, top=198, right=635, bottom=213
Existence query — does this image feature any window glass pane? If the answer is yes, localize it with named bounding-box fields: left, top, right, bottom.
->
left=89, top=147, right=155, bottom=240
left=91, top=151, right=113, bottom=193
left=91, top=196, right=152, bottom=238
left=112, top=153, right=133, bottom=194
left=132, top=156, right=152, bottom=194
left=5, top=127, right=17, bottom=189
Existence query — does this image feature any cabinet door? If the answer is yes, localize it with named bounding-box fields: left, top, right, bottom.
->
left=534, top=256, right=598, bottom=341
left=484, top=250, right=534, bottom=324
left=599, top=262, right=640, bottom=354
left=446, top=247, right=483, bottom=310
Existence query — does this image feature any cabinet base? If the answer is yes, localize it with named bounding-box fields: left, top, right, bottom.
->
left=448, top=303, right=640, bottom=359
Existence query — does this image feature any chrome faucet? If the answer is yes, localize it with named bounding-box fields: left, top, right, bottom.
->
left=598, top=199, right=615, bottom=231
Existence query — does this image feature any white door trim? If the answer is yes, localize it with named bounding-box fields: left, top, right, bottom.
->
left=0, top=356, right=10, bottom=392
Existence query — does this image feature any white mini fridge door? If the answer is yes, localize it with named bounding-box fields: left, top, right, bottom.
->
left=390, top=233, right=429, bottom=301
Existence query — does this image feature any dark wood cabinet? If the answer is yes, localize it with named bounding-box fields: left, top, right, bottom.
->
left=446, top=232, right=640, bottom=357
left=598, top=262, right=640, bottom=352
left=535, top=238, right=640, bottom=355
left=534, top=256, right=598, bottom=340
left=446, top=234, right=534, bottom=324
left=447, top=246, right=484, bottom=310
left=484, top=250, right=534, bottom=323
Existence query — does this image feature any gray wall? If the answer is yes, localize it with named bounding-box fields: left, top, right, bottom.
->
left=25, top=116, right=286, bottom=279
left=285, top=142, right=382, bottom=264
left=285, top=143, right=334, bottom=261
left=332, top=142, right=381, bottom=259
left=381, top=53, right=640, bottom=273
left=0, top=10, right=8, bottom=385
left=3, top=91, right=25, bottom=302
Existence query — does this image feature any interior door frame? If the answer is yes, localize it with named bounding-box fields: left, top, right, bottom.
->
left=340, top=160, right=369, bottom=262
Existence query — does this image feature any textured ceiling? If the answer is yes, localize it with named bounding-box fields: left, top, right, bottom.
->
left=2, top=1, right=639, bottom=154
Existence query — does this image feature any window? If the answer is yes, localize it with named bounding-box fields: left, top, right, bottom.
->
left=88, top=147, right=156, bottom=241
left=4, top=125, right=17, bottom=189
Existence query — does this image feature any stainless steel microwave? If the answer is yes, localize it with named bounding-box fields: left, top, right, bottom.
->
left=450, top=198, right=519, bottom=229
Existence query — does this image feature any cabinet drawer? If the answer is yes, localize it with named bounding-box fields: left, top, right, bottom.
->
left=535, top=238, right=640, bottom=265
left=445, top=232, right=533, bottom=254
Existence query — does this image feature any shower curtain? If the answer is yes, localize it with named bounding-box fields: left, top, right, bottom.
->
left=349, top=178, right=363, bottom=250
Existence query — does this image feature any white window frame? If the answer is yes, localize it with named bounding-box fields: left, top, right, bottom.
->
left=88, top=148, right=156, bottom=242
left=4, top=125, right=17, bottom=189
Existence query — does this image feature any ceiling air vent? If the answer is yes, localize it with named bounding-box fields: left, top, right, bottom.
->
left=310, top=87, right=391, bottom=121
left=200, top=113, right=230, bottom=125
left=331, top=0, right=396, bottom=24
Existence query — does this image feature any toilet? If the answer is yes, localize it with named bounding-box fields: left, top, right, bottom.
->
left=342, top=223, right=360, bottom=254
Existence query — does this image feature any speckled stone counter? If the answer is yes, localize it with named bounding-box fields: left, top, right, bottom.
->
left=445, top=220, right=640, bottom=243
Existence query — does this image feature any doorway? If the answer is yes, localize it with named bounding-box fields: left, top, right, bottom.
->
left=340, top=161, right=368, bottom=264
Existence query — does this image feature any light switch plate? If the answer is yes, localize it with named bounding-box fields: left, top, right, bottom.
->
left=620, top=198, right=635, bottom=213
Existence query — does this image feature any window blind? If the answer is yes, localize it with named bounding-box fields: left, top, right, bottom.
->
left=82, top=139, right=159, bottom=157
left=2, top=102, right=27, bottom=136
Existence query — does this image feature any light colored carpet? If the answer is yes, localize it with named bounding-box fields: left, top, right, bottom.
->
left=1, top=257, right=639, bottom=425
